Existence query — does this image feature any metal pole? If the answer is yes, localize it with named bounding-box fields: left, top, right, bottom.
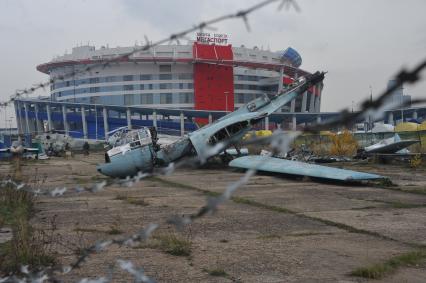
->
left=126, top=108, right=132, bottom=130
left=309, top=91, right=315, bottom=113
left=14, top=101, right=22, bottom=134
left=388, top=112, right=394, bottom=126
left=62, top=105, right=69, bottom=135
left=413, top=111, right=418, bottom=120
left=34, top=103, right=42, bottom=134
left=46, top=104, right=53, bottom=131
left=103, top=107, right=109, bottom=139
left=180, top=112, right=185, bottom=137
left=292, top=115, right=297, bottom=131
left=81, top=106, right=87, bottom=139
left=301, top=91, right=308, bottom=112
left=265, top=116, right=269, bottom=131
left=24, top=103, right=30, bottom=135
left=153, top=111, right=157, bottom=129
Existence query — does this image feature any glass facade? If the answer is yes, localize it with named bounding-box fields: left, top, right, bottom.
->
left=52, top=73, right=193, bottom=90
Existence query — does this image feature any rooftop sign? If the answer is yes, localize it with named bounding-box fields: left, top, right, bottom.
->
left=196, top=33, right=229, bottom=45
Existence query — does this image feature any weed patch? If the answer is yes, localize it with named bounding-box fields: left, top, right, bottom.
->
left=0, top=183, right=55, bottom=274
left=115, top=195, right=149, bottom=206
left=137, top=232, right=191, bottom=256
left=351, top=250, right=426, bottom=279
left=203, top=267, right=229, bottom=277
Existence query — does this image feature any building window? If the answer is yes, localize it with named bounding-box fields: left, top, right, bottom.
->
left=245, top=93, right=255, bottom=102
left=159, top=83, right=172, bottom=90
left=237, top=94, right=244, bottom=104
left=178, top=73, right=192, bottom=80
left=89, top=87, right=99, bottom=93
left=140, top=93, right=153, bottom=104
left=123, top=75, right=133, bottom=81
left=140, top=74, right=152, bottom=80
left=159, top=65, right=171, bottom=72
left=124, top=94, right=134, bottom=105
left=148, top=84, right=153, bottom=90
left=160, top=93, right=172, bottom=104
left=188, top=83, right=193, bottom=89
left=89, top=77, right=100, bottom=84
left=140, top=84, right=144, bottom=90
left=123, top=85, right=134, bottom=91
left=159, top=74, right=172, bottom=80
left=179, top=93, right=193, bottom=103
left=90, top=96, right=100, bottom=104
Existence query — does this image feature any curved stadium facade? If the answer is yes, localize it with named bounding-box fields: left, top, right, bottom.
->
left=37, top=42, right=322, bottom=113
left=13, top=41, right=325, bottom=139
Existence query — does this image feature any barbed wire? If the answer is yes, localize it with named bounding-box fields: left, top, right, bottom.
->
left=1, top=0, right=298, bottom=107
left=304, top=59, right=426, bottom=132
left=2, top=63, right=425, bottom=281
left=1, top=0, right=426, bottom=282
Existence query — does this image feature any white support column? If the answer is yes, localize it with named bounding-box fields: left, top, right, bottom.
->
left=24, top=103, right=30, bottom=135
left=388, top=112, right=394, bottom=125
left=316, top=84, right=322, bottom=112
left=301, top=91, right=308, bottom=112
left=208, top=113, right=213, bottom=124
left=292, top=115, right=297, bottom=131
left=413, top=111, right=418, bottom=120
left=309, top=88, right=315, bottom=113
left=126, top=108, right=132, bottom=130
left=317, top=115, right=321, bottom=123
left=103, top=107, right=109, bottom=139
left=46, top=104, right=52, bottom=132
left=34, top=104, right=42, bottom=134
left=180, top=112, right=185, bottom=137
left=153, top=111, right=157, bottom=129
left=14, top=101, right=21, bottom=134
left=278, top=67, right=284, bottom=94
left=81, top=106, right=87, bottom=139
left=62, top=105, right=69, bottom=135
left=265, top=116, right=269, bottom=131
left=314, top=96, right=320, bottom=113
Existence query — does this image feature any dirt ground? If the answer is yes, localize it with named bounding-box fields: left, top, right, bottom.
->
left=1, top=153, right=426, bottom=282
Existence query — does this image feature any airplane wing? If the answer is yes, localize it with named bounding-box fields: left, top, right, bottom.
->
left=365, top=140, right=419, bottom=154
left=0, top=148, right=9, bottom=152
left=229, top=155, right=385, bottom=181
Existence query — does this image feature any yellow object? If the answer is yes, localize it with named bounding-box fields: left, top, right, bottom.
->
left=419, top=122, right=426, bottom=131
left=395, top=122, right=419, bottom=132
left=255, top=130, right=272, bottom=137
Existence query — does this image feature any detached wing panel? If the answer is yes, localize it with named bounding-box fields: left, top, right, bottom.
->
left=229, top=156, right=385, bottom=181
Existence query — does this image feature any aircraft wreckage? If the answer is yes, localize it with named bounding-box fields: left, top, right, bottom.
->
left=97, top=71, right=326, bottom=178
left=97, top=70, right=386, bottom=182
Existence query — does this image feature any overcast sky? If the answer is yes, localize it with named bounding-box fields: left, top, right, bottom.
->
left=1, top=0, right=425, bottom=127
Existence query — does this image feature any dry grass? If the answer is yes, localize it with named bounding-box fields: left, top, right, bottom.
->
left=351, top=250, right=426, bottom=279
left=0, top=183, right=55, bottom=274
left=137, top=231, right=192, bottom=257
